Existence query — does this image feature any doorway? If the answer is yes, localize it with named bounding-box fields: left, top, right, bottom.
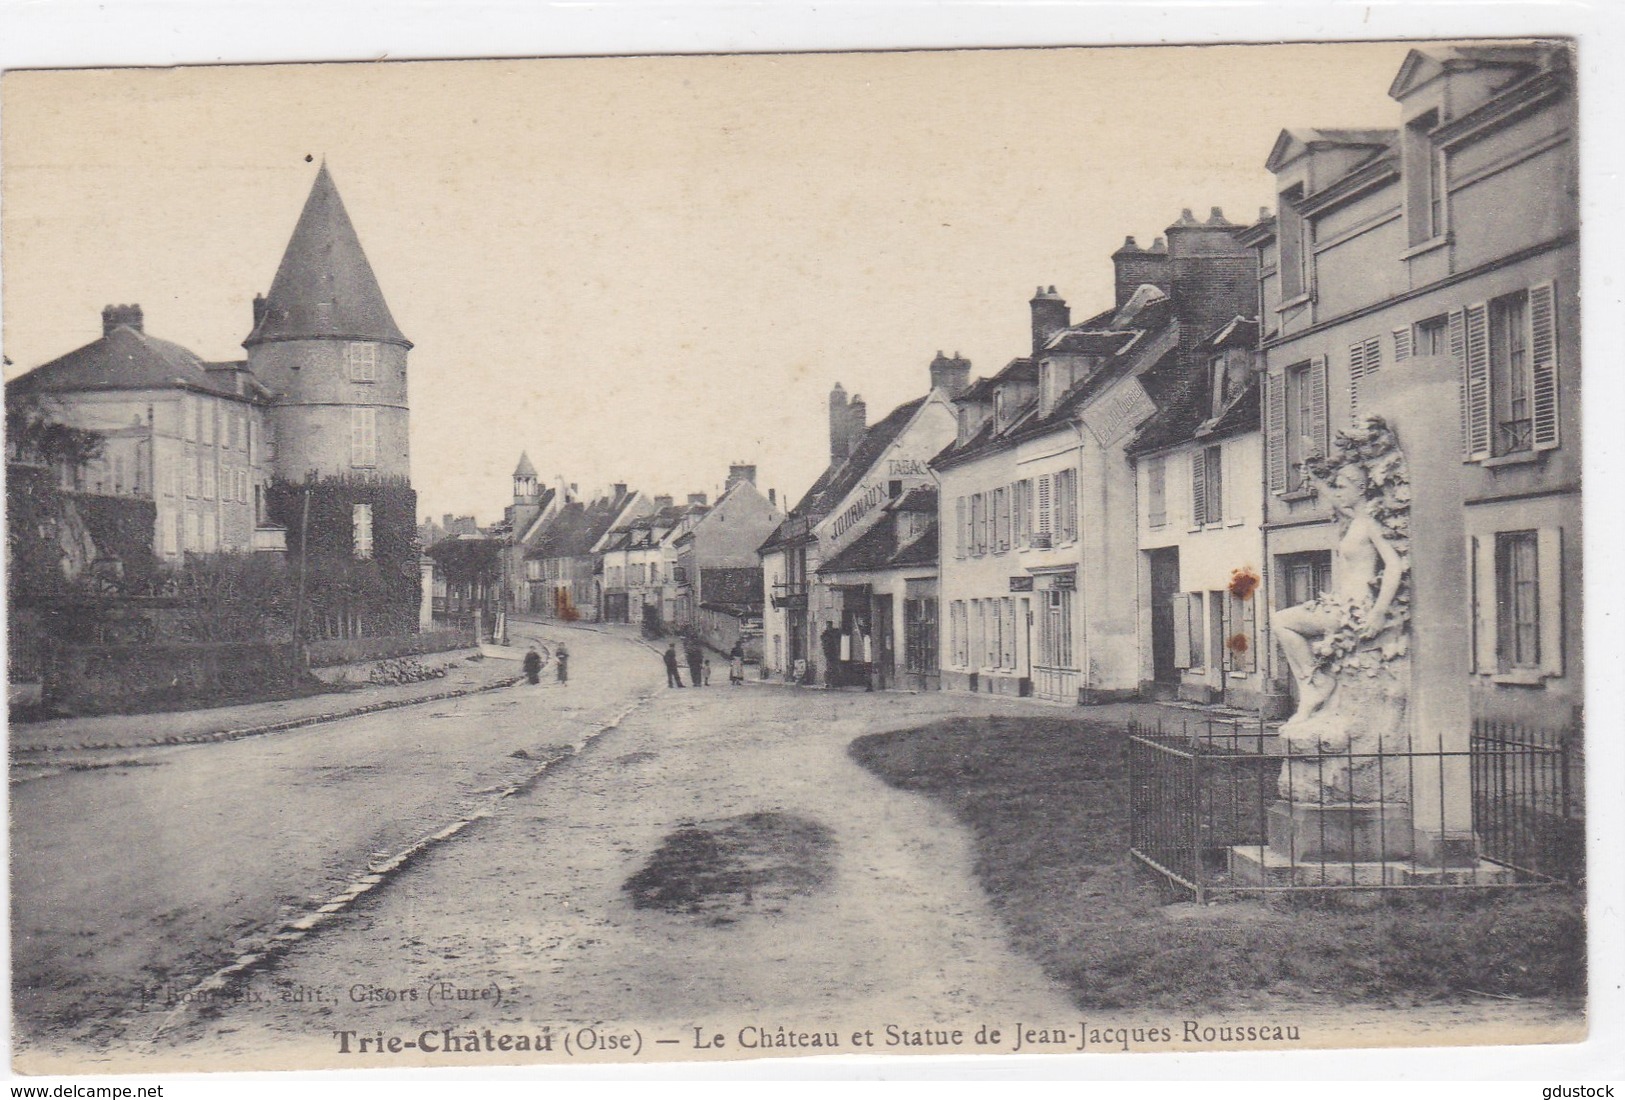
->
left=1148, top=548, right=1181, bottom=687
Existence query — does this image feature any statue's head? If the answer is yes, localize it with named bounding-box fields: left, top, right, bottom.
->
left=1303, top=452, right=1371, bottom=512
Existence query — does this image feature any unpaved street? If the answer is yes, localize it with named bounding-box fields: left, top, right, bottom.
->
left=10, top=622, right=657, bottom=1059
left=105, top=626, right=1076, bottom=1070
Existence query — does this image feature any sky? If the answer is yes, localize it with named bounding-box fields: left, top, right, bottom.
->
left=2, top=42, right=1422, bottom=524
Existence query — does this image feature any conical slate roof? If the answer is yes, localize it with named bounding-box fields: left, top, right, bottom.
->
left=244, top=164, right=410, bottom=348
left=513, top=451, right=538, bottom=479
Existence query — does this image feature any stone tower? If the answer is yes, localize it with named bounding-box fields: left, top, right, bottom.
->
left=245, top=163, right=412, bottom=482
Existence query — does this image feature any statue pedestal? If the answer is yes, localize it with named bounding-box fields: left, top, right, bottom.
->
left=1266, top=799, right=1411, bottom=862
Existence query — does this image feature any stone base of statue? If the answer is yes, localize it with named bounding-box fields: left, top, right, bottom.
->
left=1229, top=653, right=1439, bottom=884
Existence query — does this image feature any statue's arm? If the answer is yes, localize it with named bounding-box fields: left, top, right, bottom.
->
left=1364, top=518, right=1406, bottom=634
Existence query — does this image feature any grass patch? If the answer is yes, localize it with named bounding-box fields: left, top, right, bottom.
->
left=849, top=715, right=1584, bottom=1011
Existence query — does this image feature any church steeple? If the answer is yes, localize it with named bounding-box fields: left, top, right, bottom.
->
left=244, top=164, right=410, bottom=348
left=513, top=452, right=539, bottom=502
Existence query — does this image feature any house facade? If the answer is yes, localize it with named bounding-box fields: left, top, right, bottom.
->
left=672, top=464, right=783, bottom=647
left=598, top=498, right=708, bottom=629
left=524, top=486, right=640, bottom=621
left=815, top=485, right=940, bottom=691
left=1247, top=43, right=1579, bottom=728
left=759, top=363, right=961, bottom=685
left=934, top=213, right=1258, bottom=704
left=1128, top=316, right=1270, bottom=709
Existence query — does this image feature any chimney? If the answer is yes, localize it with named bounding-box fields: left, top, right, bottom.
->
left=1164, top=205, right=1257, bottom=353
left=768, top=488, right=776, bottom=506
left=688, top=493, right=708, bottom=507
left=1030, top=286, right=1069, bottom=356
left=829, top=382, right=851, bottom=462
left=101, top=304, right=143, bottom=337
left=726, top=463, right=758, bottom=492
left=653, top=494, right=674, bottom=509
left=1111, top=236, right=1171, bottom=309
left=251, top=293, right=268, bottom=330
left=442, top=513, right=453, bottom=530
left=847, top=395, right=867, bottom=445
left=930, top=350, right=972, bottom=397
left=612, top=482, right=628, bottom=499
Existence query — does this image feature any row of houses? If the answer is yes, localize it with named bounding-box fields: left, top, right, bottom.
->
left=754, top=42, right=1579, bottom=729
left=444, top=457, right=785, bottom=657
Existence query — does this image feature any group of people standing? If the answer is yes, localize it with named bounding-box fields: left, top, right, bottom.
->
left=663, top=637, right=746, bottom=688
left=522, top=644, right=567, bottom=686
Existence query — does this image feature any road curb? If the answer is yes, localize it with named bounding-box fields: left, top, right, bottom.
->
left=11, top=673, right=531, bottom=757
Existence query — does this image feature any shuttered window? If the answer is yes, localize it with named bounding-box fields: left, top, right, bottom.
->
left=955, top=496, right=967, bottom=558
left=1271, top=358, right=1327, bottom=495
left=1471, top=527, right=1565, bottom=678
left=1392, top=325, right=1412, bottom=364
left=1147, top=457, right=1167, bottom=528
left=1036, top=475, right=1052, bottom=537
left=1348, top=336, right=1381, bottom=422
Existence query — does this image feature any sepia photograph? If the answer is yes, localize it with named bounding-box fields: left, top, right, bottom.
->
left=0, top=17, right=1609, bottom=1082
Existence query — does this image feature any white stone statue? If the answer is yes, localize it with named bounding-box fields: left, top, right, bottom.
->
left=1274, top=417, right=1412, bottom=735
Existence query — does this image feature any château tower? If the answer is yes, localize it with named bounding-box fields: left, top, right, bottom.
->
left=245, top=163, right=412, bottom=482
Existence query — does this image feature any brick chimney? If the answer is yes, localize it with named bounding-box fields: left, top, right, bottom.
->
left=1030, top=287, right=1069, bottom=356
left=612, top=482, right=628, bottom=499
left=688, top=493, right=708, bottom=507
left=1164, top=206, right=1257, bottom=354
left=653, top=494, right=674, bottom=509
left=829, top=382, right=851, bottom=462
left=930, top=350, right=972, bottom=397
left=1111, top=236, right=1171, bottom=309
left=847, top=394, right=867, bottom=446
left=101, top=304, right=143, bottom=336
left=726, top=464, right=757, bottom=492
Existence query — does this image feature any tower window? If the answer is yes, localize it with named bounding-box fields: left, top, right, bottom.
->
left=353, top=504, right=374, bottom=560
left=350, top=408, right=378, bottom=468
left=348, top=343, right=378, bottom=383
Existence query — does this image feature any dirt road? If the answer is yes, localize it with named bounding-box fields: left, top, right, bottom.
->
left=55, top=631, right=1075, bottom=1071
left=10, top=621, right=655, bottom=1061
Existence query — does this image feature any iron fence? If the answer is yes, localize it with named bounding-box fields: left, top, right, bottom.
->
left=1127, top=715, right=1582, bottom=901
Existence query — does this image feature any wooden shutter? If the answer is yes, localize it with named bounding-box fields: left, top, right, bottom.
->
left=1171, top=593, right=1192, bottom=668
left=1448, top=308, right=1468, bottom=459
left=1466, top=536, right=1479, bottom=673
left=1464, top=302, right=1492, bottom=461
left=1190, top=449, right=1207, bottom=527
left=1308, top=356, right=1329, bottom=459
left=1474, top=535, right=1498, bottom=674
left=1393, top=325, right=1412, bottom=363
left=1361, top=336, right=1382, bottom=421
left=1529, top=281, right=1559, bottom=451
left=1265, top=371, right=1287, bottom=494
left=1037, top=475, right=1052, bottom=534
left=955, top=496, right=966, bottom=558
left=1538, top=526, right=1564, bottom=677
left=1347, top=340, right=1367, bottom=422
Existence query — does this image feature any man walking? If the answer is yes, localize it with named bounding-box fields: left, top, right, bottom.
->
left=663, top=643, right=685, bottom=688
left=684, top=637, right=704, bottom=688
left=555, top=644, right=569, bottom=684
left=523, top=647, right=542, bottom=685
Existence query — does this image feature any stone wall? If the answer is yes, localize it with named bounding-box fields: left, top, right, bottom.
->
left=43, top=641, right=309, bottom=716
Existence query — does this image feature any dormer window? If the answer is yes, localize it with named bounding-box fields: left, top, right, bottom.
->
left=994, top=390, right=1006, bottom=427
left=1404, top=109, right=1445, bottom=245
left=1209, top=354, right=1232, bottom=418
left=1278, top=184, right=1311, bottom=301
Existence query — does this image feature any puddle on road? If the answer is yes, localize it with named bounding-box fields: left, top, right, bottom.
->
left=623, top=811, right=835, bottom=924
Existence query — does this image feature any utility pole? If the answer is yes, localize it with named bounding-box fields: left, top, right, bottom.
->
left=291, top=488, right=312, bottom=653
